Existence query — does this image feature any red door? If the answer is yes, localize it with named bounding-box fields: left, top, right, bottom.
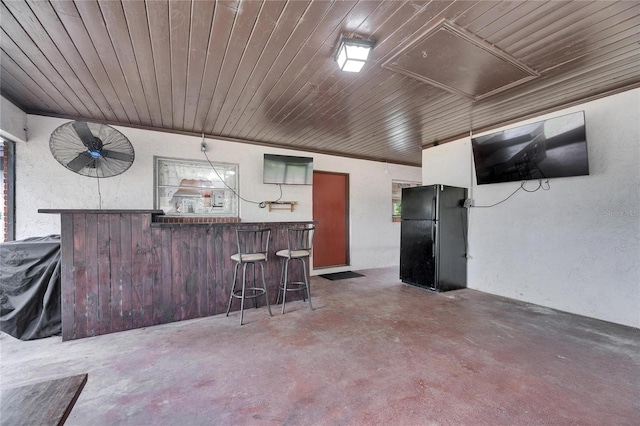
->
left=313, top=171, right=349, bottom=268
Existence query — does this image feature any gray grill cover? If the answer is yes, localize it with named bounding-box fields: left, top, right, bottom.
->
left=0, top=235, right=61, bottom=340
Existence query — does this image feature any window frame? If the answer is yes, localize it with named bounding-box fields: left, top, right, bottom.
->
left=392, top=180, right=421, bottom=221
left=154, top=156, right=239, bottom=217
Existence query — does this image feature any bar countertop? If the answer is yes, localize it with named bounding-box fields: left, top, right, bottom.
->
left=38, top=209, right=165, bottom=215
left=38, top=210, right=313, bottom=228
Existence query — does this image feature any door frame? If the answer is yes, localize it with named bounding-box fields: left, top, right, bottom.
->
left=312, top=170, right=350, bottom=269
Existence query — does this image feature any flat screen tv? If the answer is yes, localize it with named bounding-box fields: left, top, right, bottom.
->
left=263, top=154, right=313, bottom=185
left=471, top=111, right=589, bottom=185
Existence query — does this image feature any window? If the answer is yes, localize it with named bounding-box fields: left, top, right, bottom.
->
left=392, top=180, right=420, bottom=221
left=155, top=157, right=239, bottom=217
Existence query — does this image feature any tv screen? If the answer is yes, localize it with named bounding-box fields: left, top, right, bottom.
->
left=263, top=154, right=313, bottom=185
left=471, top=111, right=589, bottom=185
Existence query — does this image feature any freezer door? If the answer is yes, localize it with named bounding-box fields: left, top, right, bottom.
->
left=436, top=186, right=468, bottom=291
left=401, top=186, right=436, bottom=220
left=400, top=220, right=436, bottom=288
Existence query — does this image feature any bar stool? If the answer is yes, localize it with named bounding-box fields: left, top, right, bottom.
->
left=276, top=226, right=315, bottom=314
left=226, top=228, right=273, bottom=325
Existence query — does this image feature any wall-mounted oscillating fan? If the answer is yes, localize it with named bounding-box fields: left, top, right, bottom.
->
left=49, top=121, right=135, bottom=178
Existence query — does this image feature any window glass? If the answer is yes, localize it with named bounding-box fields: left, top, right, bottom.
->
left=392, top=180, right=421, bottom=220
left=155, top=157, right=239, bottom=217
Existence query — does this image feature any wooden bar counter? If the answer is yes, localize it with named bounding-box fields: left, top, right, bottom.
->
left=39, top=209, right=312, bottom=340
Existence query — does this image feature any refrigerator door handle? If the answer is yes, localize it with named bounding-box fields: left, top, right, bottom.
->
left=432, top=222, right=436, bottom=256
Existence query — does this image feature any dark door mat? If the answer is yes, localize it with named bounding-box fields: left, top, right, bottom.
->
left=318, top=271, right=365, bottom=281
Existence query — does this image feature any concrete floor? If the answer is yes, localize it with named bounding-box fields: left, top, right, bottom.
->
left=1, top=267, right=639, bottom=425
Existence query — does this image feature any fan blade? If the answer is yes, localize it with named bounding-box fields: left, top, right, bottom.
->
left=101, top=150, right=134, bottom=162
left=67, top=151, right=94, bottom=172
left=72, top=121, right=102, bottom=150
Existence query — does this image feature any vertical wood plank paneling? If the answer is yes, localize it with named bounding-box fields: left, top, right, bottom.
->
left=151, top=227, right=164, bottom=325
left=60, top=214, right=75, bottom=341
left=214, top=225, right=231, bottom=314
left=84, top=214, right=99, bottom=337
left=171, top=227, right=185, bottom=321
left=160, top=228, right=173, bottom=323
left=130, top=213, right=144, bottom=328
left=120, top=214, right=133, bottom=330
left=186, top=226, right=198, bottom=319
left=96, top=213, right=111, bottom=335
left=108, top=214, right=123, bottom=333
left=139, top=214, right=155, bottom=326
left=197, top=225, right=208, bottom=317
left=55, top=213, right=313, bottom=339
left=205, top=226, right=216, bottom=315
left=72, top=214, right=87, bottom=339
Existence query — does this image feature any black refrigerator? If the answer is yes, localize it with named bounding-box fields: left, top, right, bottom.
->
left=400, top=185, right=468, bottom=292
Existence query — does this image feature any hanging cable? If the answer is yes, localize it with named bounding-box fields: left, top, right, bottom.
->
left=200, top=135, right=283, bottom=208
left=96, top=169, right=103, bottom=209
left=521, top=179, right=543, bottom=192
left=203, top=150, right=263, bottom=205
left=471, top=179, right=550, bottom=208
left=471, top=183, right=523, bottom=208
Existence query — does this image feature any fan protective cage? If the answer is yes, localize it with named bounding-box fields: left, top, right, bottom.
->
left=49, top=121, right=135, bottom=178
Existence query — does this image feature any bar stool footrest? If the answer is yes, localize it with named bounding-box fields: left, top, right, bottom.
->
left=231, top=288, right=267, bottom=299
left=280, top=281, right=307, bottom=292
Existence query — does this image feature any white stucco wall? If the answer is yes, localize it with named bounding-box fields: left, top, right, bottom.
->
left=17, top=115, right=421, bottom=274
left=1, top=95, right=27, bottom=143
left=423, top=88, right=640, bottom=328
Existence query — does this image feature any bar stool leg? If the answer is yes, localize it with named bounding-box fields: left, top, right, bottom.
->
left=281, top=258, right=290, bottom=314
left=277, top=258, right=286, bottom=305
left=226, top=262, right=240, bottom=317
left=301, top=258, right=313, bottom=310
left=259, top=262, right=273, bottom=316
left=300, top=259, right=306, bottom=302
left=252, top=263, right=258, bottom=309
left=240, top=263, right=248, bottom=325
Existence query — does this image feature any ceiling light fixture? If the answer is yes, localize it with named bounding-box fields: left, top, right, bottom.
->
left=335, top=37, right=375, bottom=73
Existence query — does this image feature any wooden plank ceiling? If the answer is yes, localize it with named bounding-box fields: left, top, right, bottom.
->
left=1, top=0, right=639, bottom=166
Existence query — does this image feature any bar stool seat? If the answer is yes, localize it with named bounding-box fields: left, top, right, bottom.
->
left=226, top=228, right=273, bottom=325
left=276, top=226, right=315, bottom=314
